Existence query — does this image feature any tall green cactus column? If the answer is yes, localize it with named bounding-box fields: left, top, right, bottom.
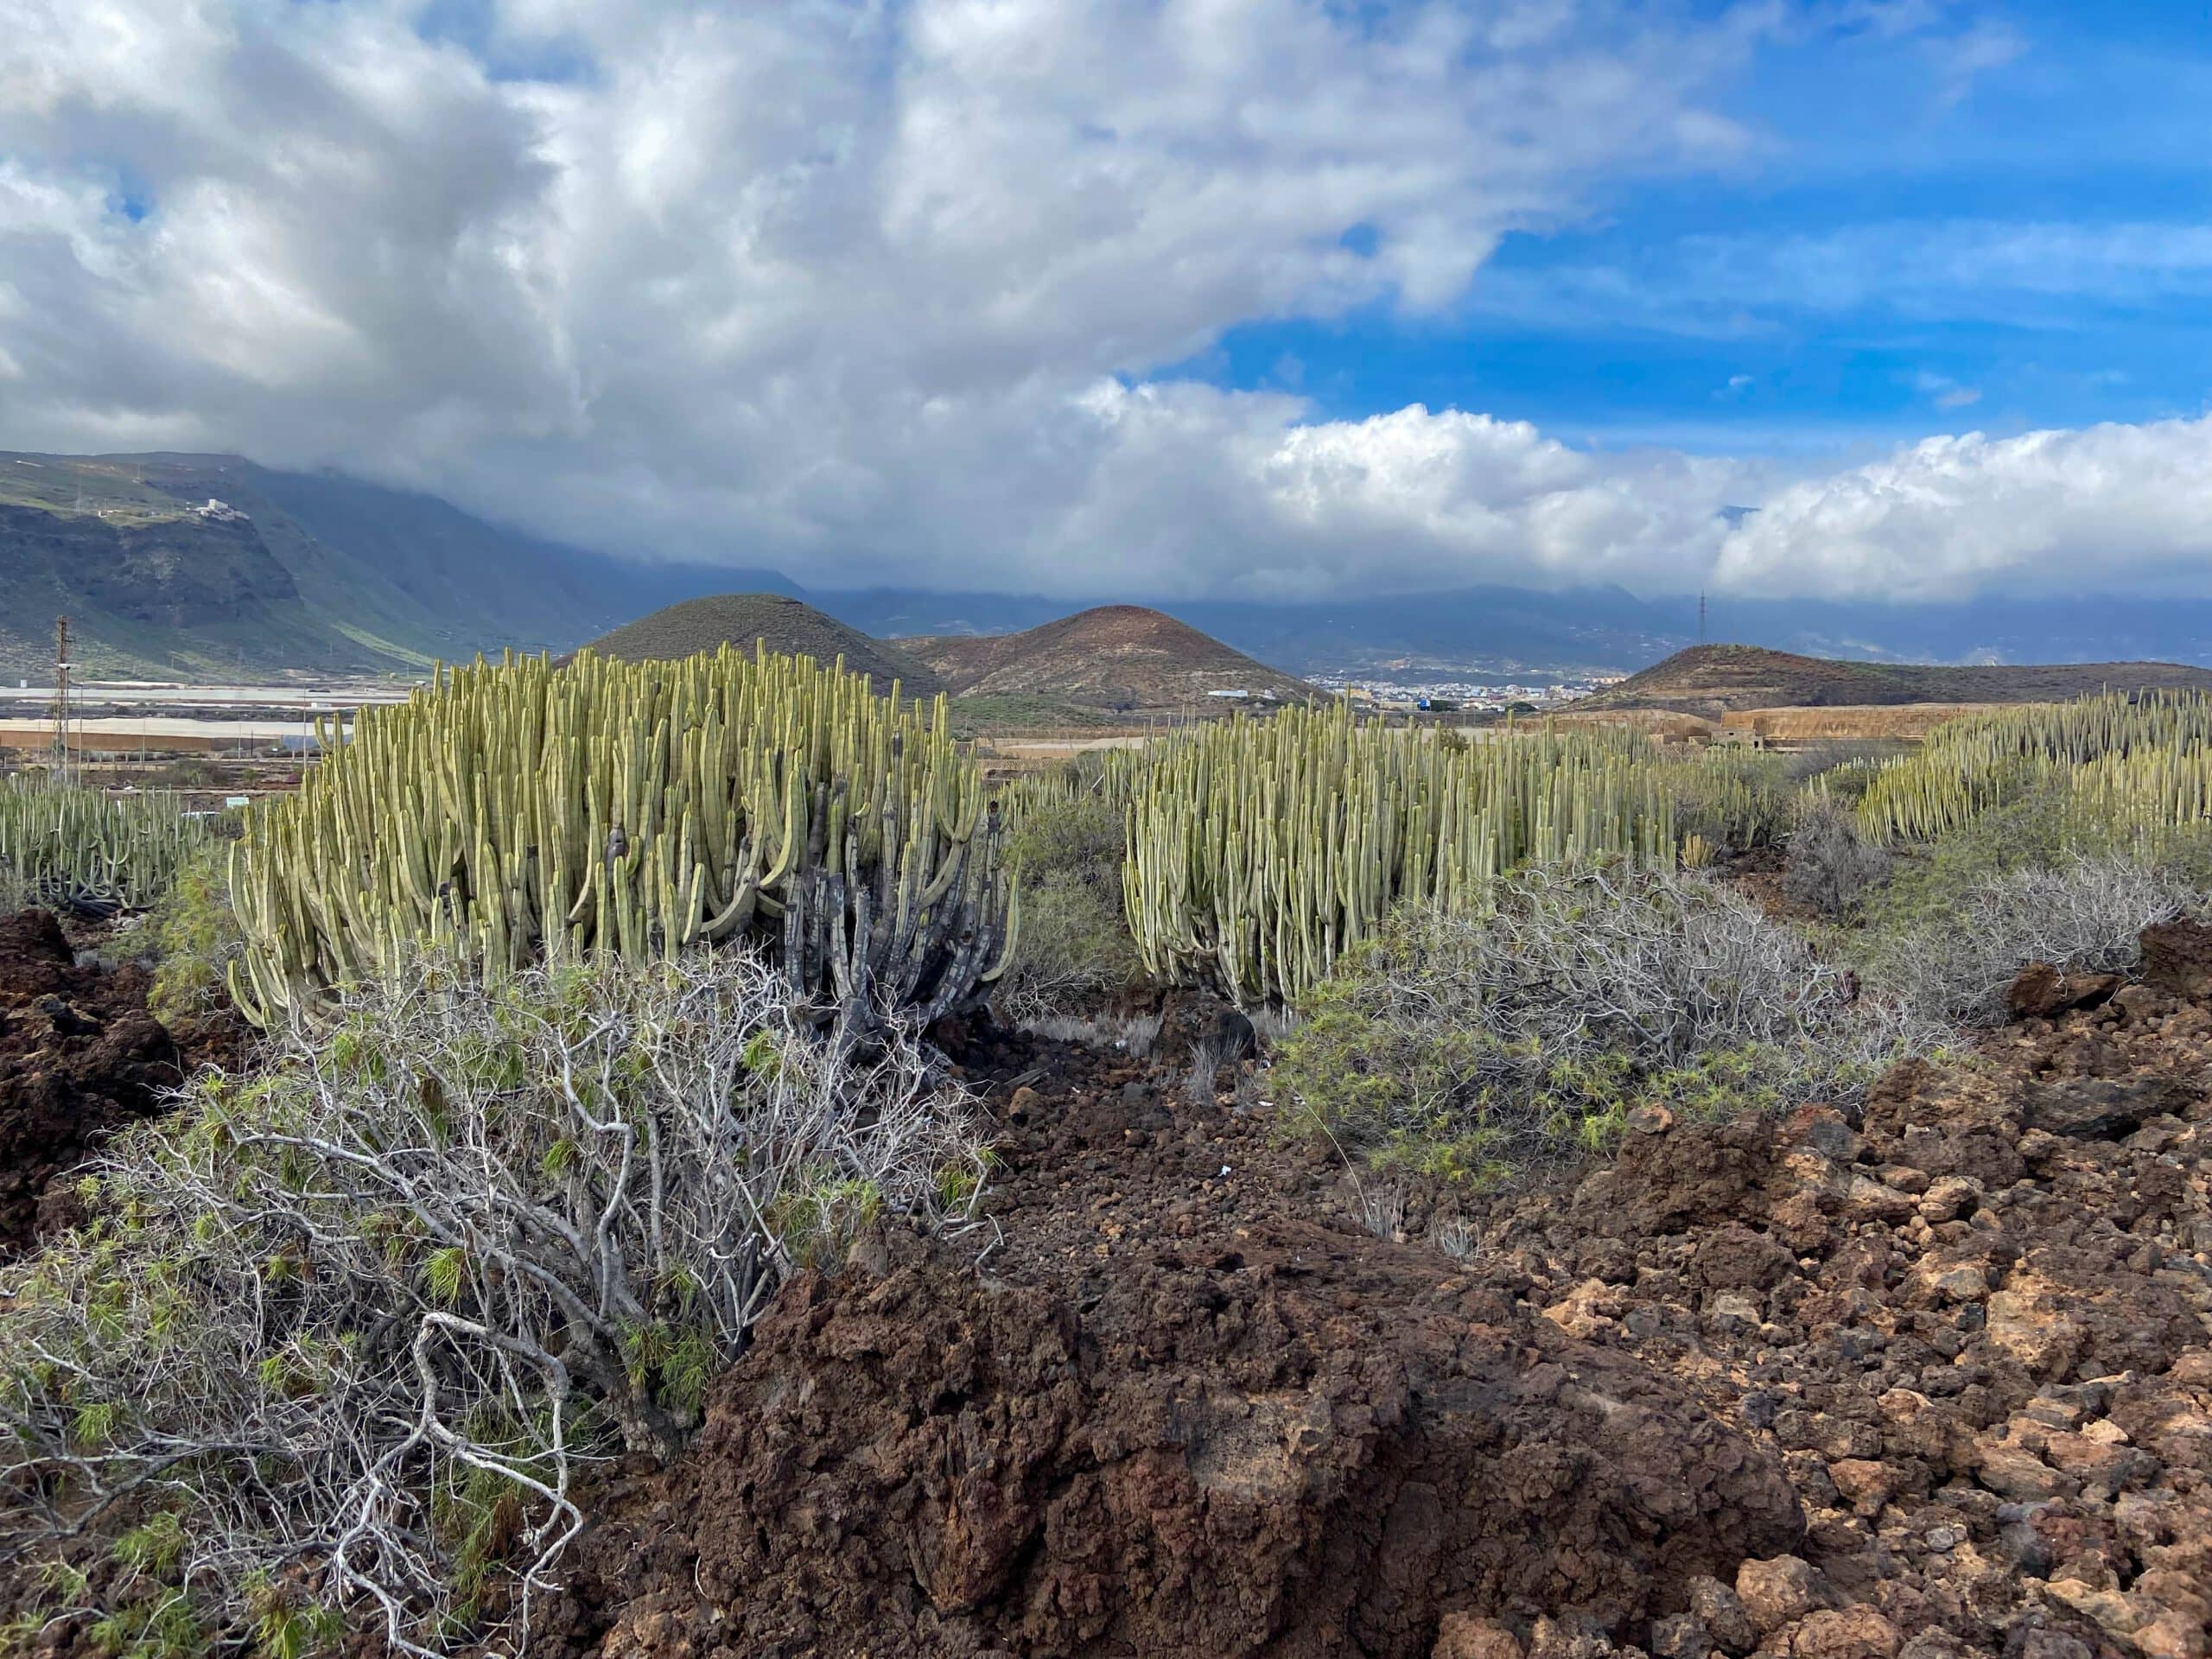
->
left=1118, top=706, right=1682, bottom=1007
left=0, top=779, right=209, bottom=912
left=227, top=645, right=1017, bottom=1036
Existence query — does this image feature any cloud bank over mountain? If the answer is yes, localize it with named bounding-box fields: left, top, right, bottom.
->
left=3, top=0, right=2208, bottom=601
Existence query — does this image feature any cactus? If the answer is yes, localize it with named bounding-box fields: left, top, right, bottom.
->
left=0, top=779, right=210, bottom=911
left=1856, top=691, right=2212, bottom=849
left=1116, top=706, right=1679, bottom=1006
left=226, top=646, right=1016, bottom=1038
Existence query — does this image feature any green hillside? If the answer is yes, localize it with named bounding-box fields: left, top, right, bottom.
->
left=0, top=452, right=780, bottom=678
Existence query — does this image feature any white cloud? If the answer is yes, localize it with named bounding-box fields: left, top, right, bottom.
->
left=1713, top=415, right=2212, bottom=601
left=0, top=0, right=2207, bottom=604
left=1912, top=371, right=1981, bottom=410
left=0, top=0, right=1774, bottom=594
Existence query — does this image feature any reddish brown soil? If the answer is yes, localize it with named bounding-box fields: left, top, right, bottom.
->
left=1413, top=957, right=2212, bottom=1659
left=8, top=909, right=2204, bottom=1659
left=549, top=1025, right=1799, bottom=1659
left=0, top=907, right=238, bottom=1252
left=544, top=938, right=2212, bottom=1659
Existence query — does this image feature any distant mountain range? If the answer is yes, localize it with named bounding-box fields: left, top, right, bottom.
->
left=0, top=452, right=787, bottom=677
left=8, top=449, right=2212, bottom=681
left=794, top=585, right=2212, bottom=681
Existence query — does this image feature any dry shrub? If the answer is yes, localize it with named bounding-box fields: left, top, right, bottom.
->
left=1019, top=1010, right=1163, bottom=1058
left=1853, top=784, right=2210, bottom=1026
left=0, top=950, right=983, bottom=1656
left=1871, top=852, right=2195, bottom=1026
left=1783, top=795, right=1893, bottom=918
left=1274, top=861, right=1932, bottom=1185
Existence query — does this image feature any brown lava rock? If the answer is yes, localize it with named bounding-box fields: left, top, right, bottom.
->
left=0, top=907, right=226, bottom=1253
left=552, top=1020, right=1801, bottom=1659
left=2005, top=963, right=2121, bottom=1022
left=518, top=925, right=2212, bottom=1658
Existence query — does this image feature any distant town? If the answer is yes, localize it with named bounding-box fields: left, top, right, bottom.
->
left=1305, top=669, right=1625, bottom=712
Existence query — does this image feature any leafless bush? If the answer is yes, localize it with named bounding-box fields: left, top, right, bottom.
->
left=1019, top=1010, right=1163, bottom=1058
left=0, top=950, right=983, bottom=1656
left=1783, top=795, right=1893, bottom=918
left=1245, top=1006, right=1301, bottom=1049
left=1876, top=852, right=2193, bottom=1026
left=1429, top=1215, right=1477, bottom=1262
left=1182, top=1036, right=1225, bottom=1108
left=1276, top=861, right=1936, bottom=1178
left=1357, top=1180, right=1408, bottom=1242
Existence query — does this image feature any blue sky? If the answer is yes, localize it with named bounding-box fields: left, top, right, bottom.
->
left=1177, top=0, right=2212, bottom=457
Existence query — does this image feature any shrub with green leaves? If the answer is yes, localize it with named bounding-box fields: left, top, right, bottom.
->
left=0, top=948, right=985, bottom=1656
left=1273, top=861, right=1932, bottom=1185
left=148, top=840, right=246, bottom=1027
left=991, top=773, right=1141, bottom=1021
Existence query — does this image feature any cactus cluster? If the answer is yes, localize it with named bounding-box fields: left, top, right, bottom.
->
left=227, top=647, right=1016, bottom=1034
left=1857, top=691, right=2212, bottom=847
left=1118, top=707, right=1678, bottom=1006
left=0, top=779, right=210, bottom=910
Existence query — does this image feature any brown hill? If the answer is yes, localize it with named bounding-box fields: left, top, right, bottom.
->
left=899, top=606, right=1311, bottom=711
left=582, top=594, right=944, bottom=696
left=1576, top=644, right=2212, bottom=719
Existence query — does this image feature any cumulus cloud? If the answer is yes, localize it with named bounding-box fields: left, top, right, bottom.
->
left=1714, top=416, right=2212, bottom=601
left=0, top=0, right=2207, bottom=602
left=0, top=0, right=1776, bottom=596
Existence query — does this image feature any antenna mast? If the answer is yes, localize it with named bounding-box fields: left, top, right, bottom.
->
left=51, top=616, right=70, bottom=785
left=1698, top=593, right=1707, bottom=645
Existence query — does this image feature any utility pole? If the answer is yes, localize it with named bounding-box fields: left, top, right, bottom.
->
left=51, top=617, right=70, bottom=785
left=1698, top=593, right=1707, bottom=645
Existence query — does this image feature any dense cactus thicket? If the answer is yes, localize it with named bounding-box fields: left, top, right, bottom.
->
left=1119, top=708, right=1679, bottom=1006
left=1857, top=690, right=2212, bottom=845
left=228, top=648, right=1015, bottom=1033
left=0, top=779, right=210, bottom=910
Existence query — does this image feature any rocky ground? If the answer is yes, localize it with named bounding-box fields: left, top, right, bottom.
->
left=0, top=906, right=238, bottom=1254
left=3, top=905, right=2205, bottom=1659
left=543, top=927, right=2212, bottom=1659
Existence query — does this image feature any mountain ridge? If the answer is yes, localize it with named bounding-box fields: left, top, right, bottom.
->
left=16, top=450, right=2212, bottom=683
left=899, top=605, right=1313, bottom=709
left=0, top=452, right=781, bottom=678
left=581, top=594, right=945, bottom=696
left=1572, top=644, right=2212, bottom=717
